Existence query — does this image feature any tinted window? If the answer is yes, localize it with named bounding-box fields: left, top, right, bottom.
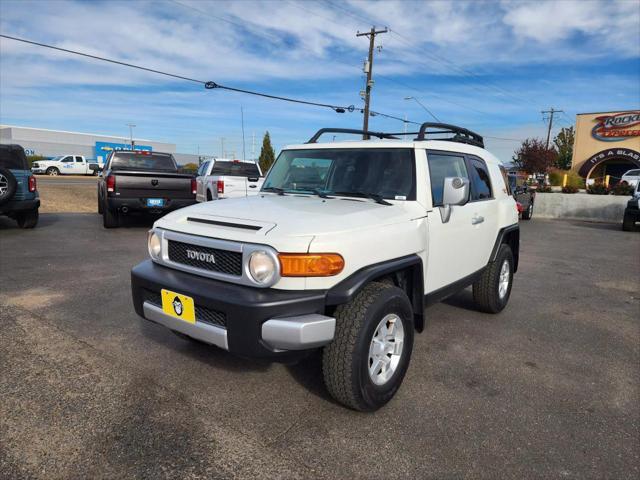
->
left=210, top=161, right=260, bottom=177
left=110, top=152, right=176, bottom=172
left=61, top=156, right=73, bottom=163
left=469, top=157, right=492, bottom=200
left=263, top=148, right=416, bottom=200
left=427, top=153, right=468, bottom=206
left=626, top=170, right=640, bottom=176
left=0, top=145, right=28, bottom=169
left=75, top=156, right=83, bottom=162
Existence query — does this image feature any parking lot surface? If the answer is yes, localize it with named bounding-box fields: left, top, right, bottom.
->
left=1, top=214, right=638, bottom=479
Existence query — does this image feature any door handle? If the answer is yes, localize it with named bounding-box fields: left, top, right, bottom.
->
left=249, top=185, right=257, bottom=188
left=471, top=215, right=484, bottom=225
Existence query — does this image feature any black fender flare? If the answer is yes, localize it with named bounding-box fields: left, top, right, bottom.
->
left=490, top=224, right=520, bottom=272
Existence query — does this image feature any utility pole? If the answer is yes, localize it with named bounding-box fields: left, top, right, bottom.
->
left=240, top=106, right=246, bottom=161
left=542, top=108, right=563, bottom=149
left=251, top=132, right=255, bottom=161
left=357, top=26, right=387, bottom=139
left=127, top=123, right=136, bottom=149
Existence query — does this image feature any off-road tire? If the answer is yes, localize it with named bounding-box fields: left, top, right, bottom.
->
left=521, top=202, right=533, bottom=220
left=322, top=282, right=414, bottom=412
left=46, top=167, right=59, bottom=176
left=622, top=212, right=635, bottom=231
left=16, top=208, right=38, bottom=228
left=97, top=192, right=103, bottom=214
left=102, top=205, right=119, bottom=228
left=472, top=244, right=514, bottom=313
left=0, top=167, right=17, bottom=206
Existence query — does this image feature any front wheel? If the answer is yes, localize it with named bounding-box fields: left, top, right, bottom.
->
left=622, top=212, right=635, bottom=231
left=102, top=205, right=119, bottom=228
left=46, top=167, right=59, bottom=176
left=16, top=209, right=39, bottom=228
left=473, top=244, right=514, bottom=313
left=322, top=282, right=414, bottom=411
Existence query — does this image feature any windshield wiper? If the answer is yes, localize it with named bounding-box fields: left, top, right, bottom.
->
left=333, top=191, right=392, bottom=206
left=312, top=189, right=333, bottom=199
left=262, top=186, right=286, bottom=195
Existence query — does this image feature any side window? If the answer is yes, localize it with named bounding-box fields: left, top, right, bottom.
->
left=75, top=156, right=83, bottom=162
left=500, top=166, right=512, bottom=195
left=427, top=153, right=468, bottom=206
left=61, top=156, right=73, bottom=163
left=468, top=157, right=492, bottom=201
left=197, top=162, right=207, bottom=176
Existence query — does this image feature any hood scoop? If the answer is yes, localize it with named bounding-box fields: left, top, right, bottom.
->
left=187, top=217, right=263, bottom=231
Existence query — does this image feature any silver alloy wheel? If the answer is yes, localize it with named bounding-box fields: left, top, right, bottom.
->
left=48, top=168, right=58, bottom=176
left=368, top=313, right=405, bottom=385
left=0, top=173, right=7, bottom=197
left=528, top=204, right=533, bottom=215
left=498, top=259, right=510, bottom=299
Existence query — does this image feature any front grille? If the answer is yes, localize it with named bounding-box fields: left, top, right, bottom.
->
left=142, top=288, right=226, bottom=328
left=168, top=240, right=242, bottom=276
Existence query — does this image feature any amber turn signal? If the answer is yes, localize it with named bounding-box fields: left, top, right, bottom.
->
left=278, top=253, right=344, bottom=277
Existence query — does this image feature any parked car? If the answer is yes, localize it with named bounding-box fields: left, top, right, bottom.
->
left=0, top=144, right=40, bottom=228
left=620, top=168, right=640, bottom=187
left=195, top=158, right=263, bottom=202
left=131, top=123, right=520, bottom=411
left=622, top=181, right=640, bottom=231
left=31, top=155, right=102, bottom=176
left=97, top=150, right=197, bottom=228
left=508, top=173, right=535, bottom=220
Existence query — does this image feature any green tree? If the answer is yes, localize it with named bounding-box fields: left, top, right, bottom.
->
left=258, top=131, right=276, bottom=174
left=512, top=138, right=556, bottom=174
left=553, top=126, right=575, bottom=170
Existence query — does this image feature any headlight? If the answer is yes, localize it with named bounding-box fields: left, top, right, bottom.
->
left=248, top=251, right=276, bottom=284
left=148, top=230, right=161, bottom=259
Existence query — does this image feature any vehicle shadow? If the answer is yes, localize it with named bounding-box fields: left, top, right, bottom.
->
left=566, top=220, right=626, bottom=232
left=441, top=288, right=479, bottom=312
left=0, top=212, right=60, bottom=230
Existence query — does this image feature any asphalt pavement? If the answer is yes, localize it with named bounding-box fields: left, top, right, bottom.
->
left=0, top=214, right=638, bottom=479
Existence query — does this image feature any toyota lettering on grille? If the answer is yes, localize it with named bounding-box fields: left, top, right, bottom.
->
left=186, top=249, right=216, bottom=264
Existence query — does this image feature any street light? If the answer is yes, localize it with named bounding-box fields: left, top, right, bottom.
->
left=127, top=123, right=136, bottom=149
left=404, top=97, right=441, bottom=123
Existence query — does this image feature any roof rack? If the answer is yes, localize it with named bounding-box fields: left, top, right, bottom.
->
left=306, top=128, right=400, bottom=143
left=414, top=122, right=484, bottom=147
left=305, top=123, right=484, bottom=148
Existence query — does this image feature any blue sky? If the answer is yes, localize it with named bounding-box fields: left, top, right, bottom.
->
left=1, top=0, right=639, bottom=162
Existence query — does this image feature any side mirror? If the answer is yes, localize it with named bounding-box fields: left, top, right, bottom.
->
left=439, top=176, right=469, bottom=223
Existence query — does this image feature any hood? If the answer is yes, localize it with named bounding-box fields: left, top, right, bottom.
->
left=156, top=194, right=424, bottom=241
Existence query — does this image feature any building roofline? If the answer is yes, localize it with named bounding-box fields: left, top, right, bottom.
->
left=0, top=124, right=167, bottom=144
left=576, top=109, right=640, bottom=116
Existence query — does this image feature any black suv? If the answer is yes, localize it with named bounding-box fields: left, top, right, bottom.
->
left=0, top=144, right=40, bottom=228
left=508, top=173, right=535, bottom=220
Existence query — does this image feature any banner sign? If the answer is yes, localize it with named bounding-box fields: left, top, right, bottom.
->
left=591, top=111, right=640, bottom=142
left=578, top=147, right=640, bottom=177
left=95, top=141, right=152, bottom=163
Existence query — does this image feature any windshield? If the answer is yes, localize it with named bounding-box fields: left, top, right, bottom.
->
left=109, top=152, right=177, bottom=172
left=211, top=161, right=260, bottom=177
left=50, top=156, right=65, bottom=162
left=262, top=148, right=415, bottom=200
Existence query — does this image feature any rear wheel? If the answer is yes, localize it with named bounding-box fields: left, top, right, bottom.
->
left=322, top=282, right=414, bottom=411
left=46, top=167, right=59, bottom=176
left=521, top=201, right=533, bottom=220
left=102, top=204, right=119, bottom=228
left=16, top=209, right=39, bottom=228
left=473, top=244, right=514, bottom=313
left=622, top=212, right=635, bottom=231
left=97, top=191, right=103, bottom=214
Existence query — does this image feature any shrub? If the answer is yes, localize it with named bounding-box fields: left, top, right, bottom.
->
left=179, top=162, right=199, bottom=173
left=537, top=185, right=553, bottom=193
left=587, top=183, right=609, bottom=195
left=611, top=182, right=635, bottom=196
left=562, top=185, right=579, bottom=194
left=548, top=168, right=564, bottom=186
left=26, top=155, right=46, bottom=168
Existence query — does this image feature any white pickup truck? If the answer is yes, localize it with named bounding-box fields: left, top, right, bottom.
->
left=132, top=123, right=520, bottom=411
left=195, top=158, right=263, bottom=202
left=31, top=155, right=102, bottom=176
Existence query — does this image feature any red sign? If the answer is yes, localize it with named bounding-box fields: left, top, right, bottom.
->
left=591, top=111, right=640, bottom=141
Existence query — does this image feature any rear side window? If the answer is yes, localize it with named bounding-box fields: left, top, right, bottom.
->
left=500, top=166, right=512, bottom=195
left=468, top=157, right=492, bottom=201
left=427, top=153, right=468, bottom=206
left=110, top=152, right=177, bottom=172
left=75, top=156, right=83, bottom=162
left=0, top=146, right=28, bottom=169
left=211, top=161, right=260, bottom=177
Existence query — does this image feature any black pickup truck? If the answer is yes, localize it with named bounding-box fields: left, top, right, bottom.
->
left=97, top=150, right=196, bottom=228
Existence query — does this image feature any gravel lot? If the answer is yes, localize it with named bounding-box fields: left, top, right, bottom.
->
left=0, top=214, right=638, bottom=479
left=34, top=176, right=98, bottom=213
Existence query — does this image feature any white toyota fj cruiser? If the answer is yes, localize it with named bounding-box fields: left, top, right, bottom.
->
left=131, top=123, right=520, bottom=411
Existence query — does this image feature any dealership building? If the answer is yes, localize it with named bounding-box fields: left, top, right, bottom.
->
left=0, top=125, right=204, bottom=165
left=572, top=110, right=640, bottom=184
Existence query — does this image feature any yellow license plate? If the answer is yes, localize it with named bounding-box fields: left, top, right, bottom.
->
left=161, top=289, right=196, bottom=324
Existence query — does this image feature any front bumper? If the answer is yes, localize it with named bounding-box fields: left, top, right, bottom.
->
left=131, top=260, right=334, bottom=359
left=0, top=197, right=40, bottom=215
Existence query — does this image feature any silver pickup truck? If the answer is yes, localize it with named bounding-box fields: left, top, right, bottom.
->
left=195, top=159, right=263, bottom=202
